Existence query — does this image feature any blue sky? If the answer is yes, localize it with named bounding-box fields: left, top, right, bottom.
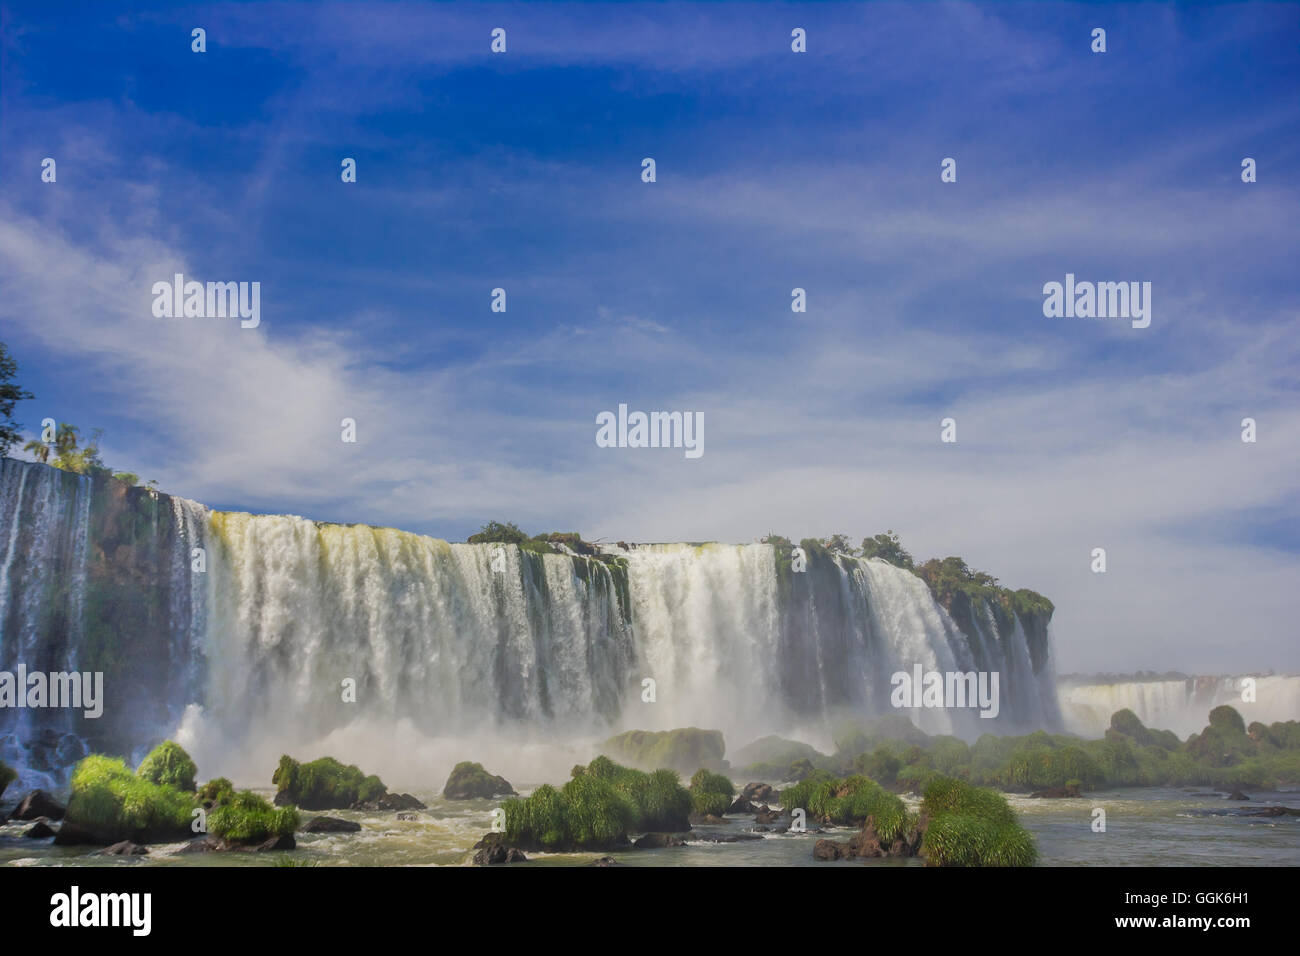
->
left=1, top=1, right=1297, bottom=673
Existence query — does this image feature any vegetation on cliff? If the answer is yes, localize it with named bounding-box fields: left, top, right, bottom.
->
left=0, top=341, right=34, bottom=458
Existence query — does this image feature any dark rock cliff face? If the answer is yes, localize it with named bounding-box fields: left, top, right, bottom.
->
left=0, top=459, right=206, bottom=772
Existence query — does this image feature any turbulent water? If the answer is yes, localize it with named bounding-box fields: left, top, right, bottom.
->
left=1058, top=676, right=1300, bottom=738
left=0, top=459, right=1060, bottom=789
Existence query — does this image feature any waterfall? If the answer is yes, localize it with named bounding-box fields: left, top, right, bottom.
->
left=0, top=458, right=1064, bottom=788
left=1058, top=675, right=1300, bottom=738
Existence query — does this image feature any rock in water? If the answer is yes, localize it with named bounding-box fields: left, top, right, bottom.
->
left=813, top=839, right=849, bottom=860
left=23, top=819, right=57, bottom=839
left=301, top=816, right=362, bottom=833
left=177, top=837, right=224, bottom=854
left=442, top=762, right=516, bottom=800
left=96, top=841, right=149, bottom=856
left=353, top=792, right=427, bottom=811
left=633, top=832, right=688, bottom=849
left=10, top=790, right=66, bottom=821
left=255, top=834, right=296, bottom=851
left=742, top=783, right=778, bottom=803
left=473, top=838, right=528, bottom=865
left=1029, top=784, right=1081, bottom=798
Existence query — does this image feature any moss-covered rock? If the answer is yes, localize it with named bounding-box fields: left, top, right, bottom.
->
left=601, top=727, right=726, bottom=775
left=208, top=790, right=299, bottom=844
left=136, top=741, right=198, bottom=791
left=57, top=755, right=194, bottom=845
left=272, top=755, right=387, bottom=810
left=442, top=761, right=516, bottom=800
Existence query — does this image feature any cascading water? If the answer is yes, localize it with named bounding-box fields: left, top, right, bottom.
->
left=0, top=458, right=1064, bottom=789
left=1058, top=675, right=1300, bottom=738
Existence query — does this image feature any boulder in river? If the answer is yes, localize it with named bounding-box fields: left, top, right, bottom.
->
left=10, top=790, right=66, bottom=821
left=23, top=819, right=57, bottom=839
left=95, top=841, right=149, bottom=856
left=742, top=782, right=778, bottom=804
left=442, top=762, right=516, bottom=800
left=471, top=833, right=527, bottom=864
left=1029, top=784, right=1082, bottom=799
left=633, top=832, right=688, bottom=849
left=301, top=815, right=362, bottom=833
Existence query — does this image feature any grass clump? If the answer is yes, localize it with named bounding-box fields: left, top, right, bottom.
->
left=272, top=755, right=387, bottom=810
left=501, top=756, right=693, bottom=850
left=136, top=741, right=198, bottom=791
left=64, top=755, right=194, bottom=842
left=688, top=768, right=735, bottom=817
left=779, top=772, right=909, bottom=840
left=196, top=777, right=236, bottom=807
left=208, top=790, right=299, bottom=844
left=920, top=776, right=1036, bottom=867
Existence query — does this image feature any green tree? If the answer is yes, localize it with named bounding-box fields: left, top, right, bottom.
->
left=861, top=530, right=915, bottom=569
left=467, top=520, right=529, bottom=545
left=821, top=533, right=857, bottom=555
left=0, top=343, right=35, bottom=457
left=50, top=424, right=106, bottom=475
left=23, top=436, right=51, bottom=463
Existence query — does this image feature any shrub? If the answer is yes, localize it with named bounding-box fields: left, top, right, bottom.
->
left=65, top=755, right=194, bottom=842
left=208, top=790, right=299, bottom=843
left=136, top=741, right=198, bottom=791
left=272, top=755, right=387, bottom=809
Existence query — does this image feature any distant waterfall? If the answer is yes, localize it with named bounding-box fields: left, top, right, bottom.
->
left=0, top=458, right=1064, bottom=787
left=1058, top=676, right=1300, bottom=738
